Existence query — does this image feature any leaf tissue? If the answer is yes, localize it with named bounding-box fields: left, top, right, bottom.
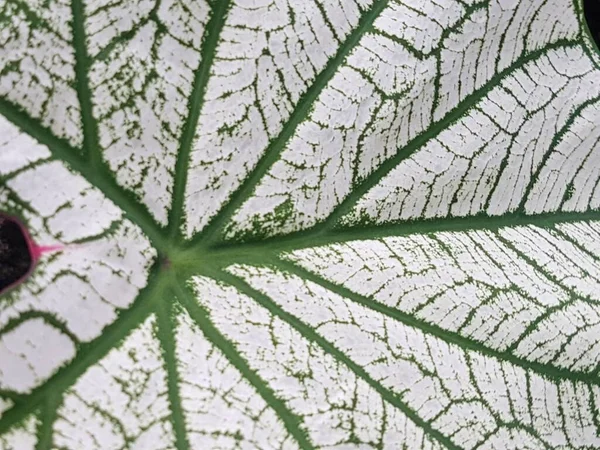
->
left=1, top=0, right=600, bottom=448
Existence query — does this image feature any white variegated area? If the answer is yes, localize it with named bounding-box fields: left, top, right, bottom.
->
left=53, top=316, right=174, bottom=449
left=183, top=0, right=374, bottom=237
left=190, top=276, right=443, bottom=450
left=287, top=220, right=600, bottom=374
left=224, top=261, right=600, bottom=449
left=0, top=0, right=82, bottom=147
left=0, top=319, right=75, bottom=394
left=87, top=0, right=211, bottom=224
left=0, top=117, right=155, bottom=394
left=226, top=0, right=586, bottom=239
left=344, top=47, right=600, bottom=225
left=174, top=306, right=298, bottom=449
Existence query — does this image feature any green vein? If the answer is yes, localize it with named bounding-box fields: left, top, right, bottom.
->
left=154, top=291, right=190, bottom=450
left=0, top=312, right=78, bottom=345
left=271, top=257, right=600, bottom=385
left=215, top=268, right=461, bottom=450
left=174, top=209, right=600, bottom=268
left=0, top=100, right=169, bottom=255
left=168, top=0, right=232, bottom=241
left=193, top=0, right=390, bottom=247
left=0, top=100, right=86, bottom=171
left=91, top=15, right=153, bottom=63
left=35, top=394, right=59, bottom=450
left=72, top=0, right=173, bottom=246
left=0, top=266, right=168, bottom=435
left=70, top=0, right=100, bottom=166
left=173, top=278, right=315, bottom=450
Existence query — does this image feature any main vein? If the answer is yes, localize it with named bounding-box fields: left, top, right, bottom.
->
left=178, top=208, right=600, bottom=266
left=168, top=0, right=232, bottom=241
left=70, top=0, right=99, bottom=166
left=155, top=293, right=190, bottom=450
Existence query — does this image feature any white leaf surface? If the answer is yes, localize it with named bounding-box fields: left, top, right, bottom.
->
left=287, top=220, right=600, bottom=373
left=344, top=48, right=600, bottom=225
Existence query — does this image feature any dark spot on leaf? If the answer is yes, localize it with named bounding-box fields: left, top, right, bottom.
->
left=0, top=214, right=34, bottom=295
left=160, top=255, right=172, bottom=271
left=585, top=0, right=600, bottom=49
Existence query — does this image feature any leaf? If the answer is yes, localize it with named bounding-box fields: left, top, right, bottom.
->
left=1, top=0, right=600, bottom=448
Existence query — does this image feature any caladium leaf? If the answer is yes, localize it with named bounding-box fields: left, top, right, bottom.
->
left=0, top=0, right=599, bottom=448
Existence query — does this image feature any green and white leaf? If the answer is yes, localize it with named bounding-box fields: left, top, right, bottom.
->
left=1, top=0, right=600, bottom=448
